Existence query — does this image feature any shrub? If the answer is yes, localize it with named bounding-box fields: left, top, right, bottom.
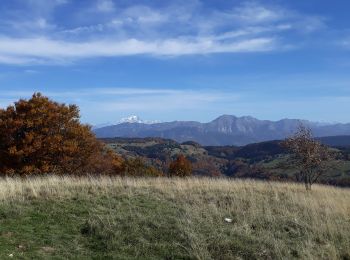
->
left=168, top=154, right=192, bottom=177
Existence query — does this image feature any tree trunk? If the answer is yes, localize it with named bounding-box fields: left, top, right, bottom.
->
left=304, top=174, right=312, bottom=190
left=305, top=182, right=311, bottom=190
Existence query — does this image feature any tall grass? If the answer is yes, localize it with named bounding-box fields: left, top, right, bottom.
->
left=0, top=176, right=349, bottom=259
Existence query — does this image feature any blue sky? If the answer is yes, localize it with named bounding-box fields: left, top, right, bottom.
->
left=0, top=0, right=350, bottom=124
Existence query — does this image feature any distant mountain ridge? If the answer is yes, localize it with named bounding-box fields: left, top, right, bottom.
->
left=93, top=115, right=350, bottom=146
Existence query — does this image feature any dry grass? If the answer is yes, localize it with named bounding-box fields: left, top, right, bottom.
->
left=0, top=176, right=349, bottom=259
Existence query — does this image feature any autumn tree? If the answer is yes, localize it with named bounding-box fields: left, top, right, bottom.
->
left=168, top=154, right=192, bottom=177
left=0, top=93, right=123, bottom=176
left=282, top=124, right=335, bottom=190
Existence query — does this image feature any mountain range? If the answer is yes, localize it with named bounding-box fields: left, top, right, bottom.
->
left=93, top=115, right=350, bottom=146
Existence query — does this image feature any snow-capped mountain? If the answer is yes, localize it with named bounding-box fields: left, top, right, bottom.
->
left=119, top=115, right=144, bottom=124
left=92, top=116, right=160, bottom=130
left=118, top=115, right=161, bottom=124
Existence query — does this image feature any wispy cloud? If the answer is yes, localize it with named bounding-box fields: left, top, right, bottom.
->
left=8, top=18, right=55, bottom=32
left=0, top=87, right=239, bottom=100
left=230, top=2, right=285, bottom=24
left=0, top=36, right=278, bottom=64
left=96, top=0, right=115, bottom=13
left=0, top=87, right=241, bottom=123
left=0, top=0, right=326, bottom=65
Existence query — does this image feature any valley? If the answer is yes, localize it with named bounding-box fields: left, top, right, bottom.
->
left=102, top=136, right=350, bottom=186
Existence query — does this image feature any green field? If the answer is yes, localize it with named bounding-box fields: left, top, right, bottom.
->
left=0, top=177, right=349, bottom=259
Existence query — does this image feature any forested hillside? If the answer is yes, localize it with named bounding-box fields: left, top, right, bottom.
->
left=101, top=137, right=350, bottom=186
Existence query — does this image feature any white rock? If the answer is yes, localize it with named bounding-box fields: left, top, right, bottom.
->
left=224, top=218, right=233, bottom=223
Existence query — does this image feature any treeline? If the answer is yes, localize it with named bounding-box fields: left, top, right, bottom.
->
left=0, top=93, right=192, bottom=177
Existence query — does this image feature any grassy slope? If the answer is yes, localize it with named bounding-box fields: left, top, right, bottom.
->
left=0, top=177, right=349, bottom=259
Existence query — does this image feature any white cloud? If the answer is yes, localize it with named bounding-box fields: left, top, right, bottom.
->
left=26, top=0, right=69, bottom=14
left=0, top=88, right=241, bottom=120
left=96, top=0, right=115, bottom=12
left=230, top=2, right=285, bottom=24
left=213, top=24, right=292, bottom=40
left=0, top=1, right=326, bottom=65
left=122, top=5, right=168, bottom=24
left=35, top=18, right=49, bottom=28
left=0, top=54, right=39, bottom=65
left=0, top=36, right=278, bottom=64
left=8, top=18, right=56, bottom=33
left=0, top=87, right=237, bottom=98
left=61, top=24, right=105, bottom=34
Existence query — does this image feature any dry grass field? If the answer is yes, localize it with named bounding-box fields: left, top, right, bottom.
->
left=0, top=176, right=349, bottom=259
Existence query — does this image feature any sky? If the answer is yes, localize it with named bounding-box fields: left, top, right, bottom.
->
left=0, top=0, right=350, bottom=125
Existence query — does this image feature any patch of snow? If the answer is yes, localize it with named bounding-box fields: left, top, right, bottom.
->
left=119, top=115, right=161, bottom=124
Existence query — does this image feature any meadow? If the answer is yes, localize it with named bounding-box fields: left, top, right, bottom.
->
left=0, top=176, right=349, bottom=259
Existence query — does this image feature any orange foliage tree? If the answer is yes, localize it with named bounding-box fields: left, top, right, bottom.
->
left=0, top=93, right=123, bottom=176
left=168, top=154, right=192, bottom=177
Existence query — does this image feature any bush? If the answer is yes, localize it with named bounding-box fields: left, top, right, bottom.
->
left=168, top=154, right=192, bottom=177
